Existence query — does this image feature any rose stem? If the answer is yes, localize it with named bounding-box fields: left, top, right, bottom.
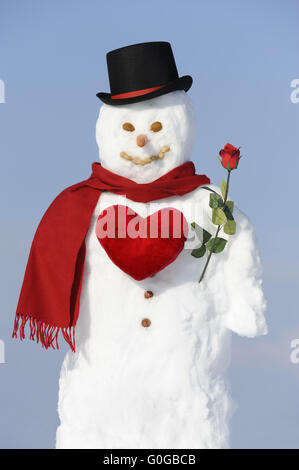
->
left=198, top=169, right=231, bottom=283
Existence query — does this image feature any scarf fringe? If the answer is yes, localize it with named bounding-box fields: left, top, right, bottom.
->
left=12, top=314, right=75, bottom=352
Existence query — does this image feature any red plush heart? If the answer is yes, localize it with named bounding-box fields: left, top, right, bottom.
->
left=96, top=205, right=188, bottom=281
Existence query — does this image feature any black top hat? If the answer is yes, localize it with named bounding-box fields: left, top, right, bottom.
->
left=96, top=41, right=192, bottom=106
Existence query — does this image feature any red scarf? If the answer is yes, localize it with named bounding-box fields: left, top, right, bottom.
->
left=13, top=162, right=210, bottom=351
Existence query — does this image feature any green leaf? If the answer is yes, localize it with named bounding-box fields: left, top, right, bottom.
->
left=201, top=229, right=212, bottom=244
left=226, top=200, right=234, bottom=213
left=221, top=179, right=227, bottom=199
left=207, top=237, right=227, bottom=253
left=223, top=204, right=234, bottom=221
left=209, top=193, right=223, bottom=209
left=191, top=222, right=212, bottom=244
left=191, top=245, right=206, bottom=258
left=201, top=186, right=218, bottom=193
left=224, top=220, right=236, bottom=235
left=212, top=208, right=227, bottom=225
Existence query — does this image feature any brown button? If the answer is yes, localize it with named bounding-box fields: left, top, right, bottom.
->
left=141, top=318, right=151, bottom=328
left=144, top=290, right=154, bottom=299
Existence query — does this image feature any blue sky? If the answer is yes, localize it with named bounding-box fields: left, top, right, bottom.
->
left=0, top=0, right=298, bottom=448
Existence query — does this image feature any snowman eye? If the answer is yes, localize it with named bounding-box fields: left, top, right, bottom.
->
left=150, top=121, right=162, bottom=132
left=122, top=122, right=135, bottom=132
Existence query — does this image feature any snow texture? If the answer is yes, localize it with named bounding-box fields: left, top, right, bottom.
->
left=56, top=91, right=267, bottom=449
left=96, top=91, right=196, bottom=183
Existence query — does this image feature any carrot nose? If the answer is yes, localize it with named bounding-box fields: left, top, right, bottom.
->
left=136, top=134, right=148, bottom=147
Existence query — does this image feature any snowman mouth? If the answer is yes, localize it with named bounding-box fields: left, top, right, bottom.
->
left=120, top=145, right=170, bottom=166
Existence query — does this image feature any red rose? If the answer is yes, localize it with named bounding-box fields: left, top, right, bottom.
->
left=219, top=143, right=240, bottom=170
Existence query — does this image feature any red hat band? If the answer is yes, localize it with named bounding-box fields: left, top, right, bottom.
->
left=111, top=85, right=164, bottom=100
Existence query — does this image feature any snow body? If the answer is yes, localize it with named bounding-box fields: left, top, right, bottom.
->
left=56, top=92, right=267, bottom=449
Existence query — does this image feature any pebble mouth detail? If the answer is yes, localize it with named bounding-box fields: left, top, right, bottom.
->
left=120, top=146, right=170, bottom=166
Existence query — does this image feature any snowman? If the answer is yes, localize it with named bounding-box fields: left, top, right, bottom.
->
left=14, top=42, right=267, bottom=449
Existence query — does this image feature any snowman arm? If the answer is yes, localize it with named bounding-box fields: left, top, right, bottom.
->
left=221, top=209, right=267, bottom=337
